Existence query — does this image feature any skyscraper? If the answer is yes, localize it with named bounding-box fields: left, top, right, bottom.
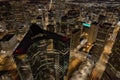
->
left=87, top=23, right=99, bottom=44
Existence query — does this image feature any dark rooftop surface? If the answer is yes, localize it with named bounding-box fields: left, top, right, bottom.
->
left=0, top=34, right=14, bottom=41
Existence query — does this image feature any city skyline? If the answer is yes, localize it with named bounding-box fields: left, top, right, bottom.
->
left=0, top=0, right=120, bottom=80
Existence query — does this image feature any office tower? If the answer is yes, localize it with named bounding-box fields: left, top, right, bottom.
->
left=95, top=23, right=113, bottom=46
left=89, top=23, right=113, bottom=61
left=26, top=39, right=70, bottom=80
left=87, top=23, right=99, bottom=44
left=12, top=24, right=70, bottom=80
left=70, top=29, right=81, bottom=49
left=101, top=28, right=120, bottom=80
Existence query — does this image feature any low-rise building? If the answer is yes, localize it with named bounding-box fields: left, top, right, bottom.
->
left=0, top=34, right=17, bottom=51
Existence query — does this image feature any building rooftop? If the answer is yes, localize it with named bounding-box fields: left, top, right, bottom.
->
left=0, top=34, right=14, bottom=41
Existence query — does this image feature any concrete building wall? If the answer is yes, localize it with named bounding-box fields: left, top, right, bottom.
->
left=0, top=34, right=17, bottom=51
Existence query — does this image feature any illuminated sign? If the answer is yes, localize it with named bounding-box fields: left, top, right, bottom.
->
left=82, top=23, right=91, bottom=27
